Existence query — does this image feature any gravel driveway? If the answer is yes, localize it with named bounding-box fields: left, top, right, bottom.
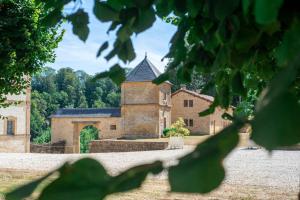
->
left=0, top=148, right=299, bottom=191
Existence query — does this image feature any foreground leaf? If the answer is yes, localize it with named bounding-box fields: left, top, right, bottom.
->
left=169, top=122, right=243, bottom=193
left=39, top=158, right=110, bottom=200
left=96, top=41, right=109, bottom=58
left=251, top=91, right=300, bottom=150
left=108, top=161, right=163, bottom=193
left=5, top=170, right=56, bottom=200
left=93, top=1, right=119, bottom=22
left=254, top=0, right=283, bottom=24
left=67, top=9, right=90, bottom=42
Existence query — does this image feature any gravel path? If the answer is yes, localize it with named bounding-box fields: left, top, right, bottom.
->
left=0, top=148, right=299, bottom=191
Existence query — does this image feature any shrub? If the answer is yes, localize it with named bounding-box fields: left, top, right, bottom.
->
left=162, top=127, right=176, bottom=137
left=80, top=126, right=99, bottom=153
left=168, top=118, right=190, bottom=137
left=33, top=128, right=51, bottom=144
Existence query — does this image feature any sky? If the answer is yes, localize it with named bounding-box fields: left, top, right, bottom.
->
left=49, top=1, right=177, bottom=75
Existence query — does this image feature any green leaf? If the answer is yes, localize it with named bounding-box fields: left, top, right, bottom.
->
left=214, top=0, right=240, bottom=21
left=96, top=41, right=109, bottom=58
left=42, top=8, right=63, bottom=27
left=217, top=84, right=230, bottom=108
left=133, top=0, right=154, bottom=8
left=108, top=161, right=163, bottom=193
left=133, top=7, right=156, bottom=34
left=39, top=158, right=111, bottom=200
left=169, top=122, right=243, bottom=193
left=275, top=20, right=300, bottom=66
left=231, top=71, right=246, bottom=96
left=152, top=72, right=170, bottom=84
left=187, top=0, right=203, bottom=18
left=222, top=113, right=234, bottom=121
left=155, top=0, right=173, bottom=18
left=254, top=0, right=283, bottom=24
left=117, top=24, right=133, bottom=42
left=251, top=91, right=300, bottom=150
left=67, top=9, right=90, bottom=42
left=5, top=171, right=55, bottom=200
left=108, top=64, right=126, bottom=85
left=235, top=27, right=261, bottom=52
left=199, top=105, right=215, bottom=117
left=118, top=39, right=136, bottom=62
left=242, top=0, right=251, bottom=15
left=93, top=1, right=119, bottom=22
left=93, top=71, right=110, bottom=81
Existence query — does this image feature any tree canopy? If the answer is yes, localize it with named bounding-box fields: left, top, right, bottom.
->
left=4, top=0, right=300, bottom=199
left=30, top=67, right=121, bottom=142
left=0, top=0, right=62, bottom=107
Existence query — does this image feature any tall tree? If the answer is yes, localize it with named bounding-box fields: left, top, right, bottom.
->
left=0, top=0, right=62, bottom=107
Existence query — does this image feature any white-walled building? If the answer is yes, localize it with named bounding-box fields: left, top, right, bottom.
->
left=0, top=90, right=31, bottom=152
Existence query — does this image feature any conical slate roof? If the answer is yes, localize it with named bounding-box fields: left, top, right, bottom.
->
left=126, top=57, right=162, bottom=82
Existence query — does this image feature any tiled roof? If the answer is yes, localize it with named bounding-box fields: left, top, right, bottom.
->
left=171, top=88, right=215, bottom=102
left=50, top=108, right=121, bottom=118
left=126, top=57, right=162, bottom=82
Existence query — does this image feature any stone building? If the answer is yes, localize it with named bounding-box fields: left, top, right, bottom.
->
left=171, top=88, right=232, bottom=135
left=50, top=57, right=232, bottom=153
left=0, top=90, right=31, bottom=152
left=50, top=57, right=172, bottom=153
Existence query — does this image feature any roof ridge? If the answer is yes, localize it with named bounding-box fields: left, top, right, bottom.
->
left=125, top=57, right=162, bottom=82
left=171, top=88, right=214, bottom=102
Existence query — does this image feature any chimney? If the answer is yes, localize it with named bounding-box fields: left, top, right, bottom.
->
left=180, top=84, right=186, bottom=90
left=196, top=89, right=202, bottom=94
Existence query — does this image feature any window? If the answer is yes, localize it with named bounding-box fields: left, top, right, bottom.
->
left=189, top=119, right=194, bottom=127
left=189, top=100, right=193, bottom=107
left=163, top=117, right=167, bottom=129
left=184, top=119, right=188, bottom=126
left=163, top=92, right=167, bottom=100
left=7, top=120, right=15, bottom=135
left=184, top=100, right=188, bottom=107
left=110, top=125, right=117, bottom=130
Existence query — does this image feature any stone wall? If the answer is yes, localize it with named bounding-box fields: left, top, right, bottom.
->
left=89, top=140, right=168, bottom=153
left=30, top=141, right=66, bottom=154
left=0, top=135, right=30, bottom=153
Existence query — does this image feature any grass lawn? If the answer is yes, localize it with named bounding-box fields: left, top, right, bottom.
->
left=0, top=170, right=296, bottom=200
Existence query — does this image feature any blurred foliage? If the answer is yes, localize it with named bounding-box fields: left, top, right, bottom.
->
left=4, top=0, right=300, bottom=199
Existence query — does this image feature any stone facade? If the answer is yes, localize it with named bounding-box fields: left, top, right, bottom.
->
left=121, top=81, right=171, bottom=138
left=171, top=88, right=232, bottom=135
left=0, top=89, right=31, bottom=152
left=50, top=57, right=172, bottom=153
left=89, top=140, right=168, bottom=153
left=50, top=57, right=232, bottom=153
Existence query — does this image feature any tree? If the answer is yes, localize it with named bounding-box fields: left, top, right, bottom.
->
left=0, top=0, right=62, bottom=107
left=6, top=0, right=300, bottom=199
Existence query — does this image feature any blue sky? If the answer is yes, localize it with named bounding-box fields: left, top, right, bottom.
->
left=49, top=1, right=177, bottom=75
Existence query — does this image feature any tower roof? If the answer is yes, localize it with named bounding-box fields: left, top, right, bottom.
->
left=126, top=57, right=162, bottom=82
